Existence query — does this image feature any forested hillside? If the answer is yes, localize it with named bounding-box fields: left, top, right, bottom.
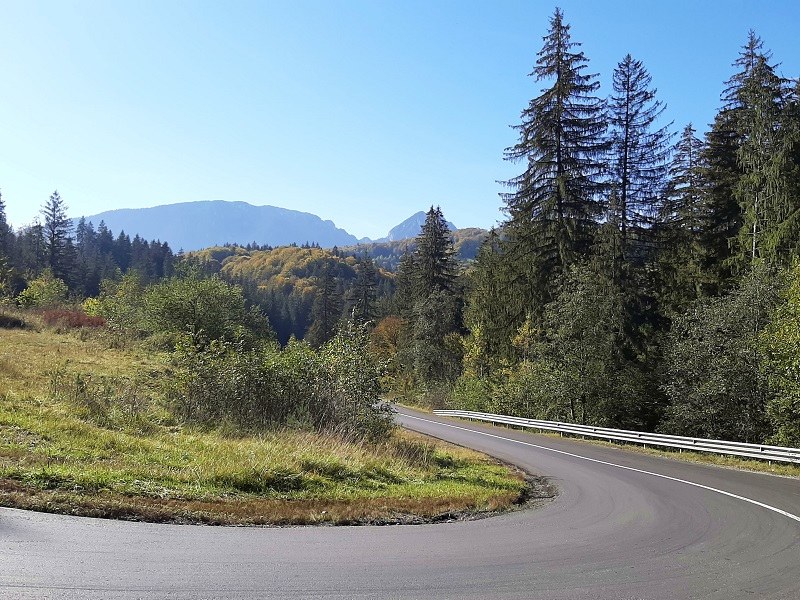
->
left=183, top=244, right=395, bottom=345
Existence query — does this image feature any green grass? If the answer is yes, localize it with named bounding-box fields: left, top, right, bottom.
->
left=0, top=312, right=532, bottom=525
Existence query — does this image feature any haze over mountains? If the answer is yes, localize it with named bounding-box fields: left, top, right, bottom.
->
left=75, top=201, right=466, bottom=251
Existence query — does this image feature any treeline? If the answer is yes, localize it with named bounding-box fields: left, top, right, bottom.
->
left=0, top=191, right=173, bottom=299
left=375, top=11, right=800, bottom=447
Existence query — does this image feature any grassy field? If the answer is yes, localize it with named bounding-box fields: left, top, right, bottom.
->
left=0, top=312, right=532, bottom=525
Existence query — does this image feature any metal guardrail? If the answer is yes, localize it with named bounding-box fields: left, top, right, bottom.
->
left=433, top=410, right=800, bottom=464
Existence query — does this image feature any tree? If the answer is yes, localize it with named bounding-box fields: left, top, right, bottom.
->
left=659, top=123, right=708, bottom=311
left=16, top=269, right=68, bottom=308
left=348, top=256, right=377, bottom=325
left=413, top=206, right=457, bottom=298
left=14, top=220, right=47, bottom=274
left=501, top=8, right=607, bottom=308
left=306, top=262, right=342, bottom=348
left=703, top=32, right=796, bottom=272
left=701, top=106, right=743, bottom=290
left=462, top=229, right=524, bottom=372
left=143, top=273, right=252, bottom=346
left=607, top=54, right=672, bottom=261
left=41, top=190, right=74, bottom=282
left=410, top=207, right=461, bottom=384
left=393, top=252, right=416, bottom=318
left=113, top=231, right=132, bottom=272
left=412, top=287, right=461, bottom=384
left=732, top=45, right=791, bottom=266
left=73, top=218, right=102, bottom=297
left=761, top=260, right=800, bottom=445
left=660, top=263, right=779, bottom=442
left=0, top=190, right=10, bottom=258
left=539, top=261, right=632, bottom=426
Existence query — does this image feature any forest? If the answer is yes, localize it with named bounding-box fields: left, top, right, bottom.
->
left=1, top=8, right=799, bottom=447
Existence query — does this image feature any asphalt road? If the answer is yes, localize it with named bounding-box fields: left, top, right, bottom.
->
left=1, top=406, right=798, bottom=599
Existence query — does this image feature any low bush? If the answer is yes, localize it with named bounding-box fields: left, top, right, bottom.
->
left=166, top=322, right=393, bottom=441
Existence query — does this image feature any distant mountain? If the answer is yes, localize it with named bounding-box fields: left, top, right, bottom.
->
left=382, top=211, right=457, bottom=242
left=74, top=200, right=359, bottom=251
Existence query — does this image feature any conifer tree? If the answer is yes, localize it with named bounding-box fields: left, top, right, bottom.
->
left=463, top=230, right=524, bottom=369
left=701, top=108, right=742, bottom=290
left=702, top=32, right=796, bottom=272
left=348, top=256, right=377, bottom=325
left=0, top=192, right=12, bottom=298
left=409, top=207, right=461, bottom=384
left=0, top=191, right=7, bottom=253
left=501, top=7, right=606, bottom=303
left=659, top=124, right=708, bottom=309
left=413, top=206, right=457, bottom=297
left=306, top=262, right=341, bottom=348
left=393, top=252, right=416, bottom=319
left=41, top=190, right=74, bottom=282
left=733, top=47, right=790, bottom=265
left=607, top=54, right=672, bottom=260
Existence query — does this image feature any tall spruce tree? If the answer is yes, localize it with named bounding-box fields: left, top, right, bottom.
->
left=659, top=123, right=708, bottom=310
left=306, top=262, right=341, bottom=348
left=501, top=7, right=607, bottom=308
left=607, top=54, right=672, bottom=261
left=663, top=124, right=706, bottom=235
left=413, top=206, right=457, bottom=297
left=41, top=191, right=74, bottom=282
left=348, top=256, right=378, bottom=325
left=701, top=107, right=742, bottom=290
left=410, top=207, right=461, bottom=384
left=703, top=32, right=795, bottom=272
left=0, top=190, right=10, bottom=258
left=733, top=47, right=791, bottom=265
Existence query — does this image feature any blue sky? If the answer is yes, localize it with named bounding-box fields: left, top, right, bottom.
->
left=2, top=0, right=799, bottom=240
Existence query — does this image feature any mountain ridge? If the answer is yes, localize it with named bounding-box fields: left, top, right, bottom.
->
left=73, top=200, right=359, bottom=251
left=73, top=200, right=475, bottom=251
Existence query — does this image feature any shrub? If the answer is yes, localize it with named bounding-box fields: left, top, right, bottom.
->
left=166, top=323, right=392, bottom=440
left=16, top=270, right=68, bottom=308
left=449, top=375, right=490, bottom=411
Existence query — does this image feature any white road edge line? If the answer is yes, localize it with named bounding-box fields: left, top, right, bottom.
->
left=402, top=413, right=800, bottom=525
